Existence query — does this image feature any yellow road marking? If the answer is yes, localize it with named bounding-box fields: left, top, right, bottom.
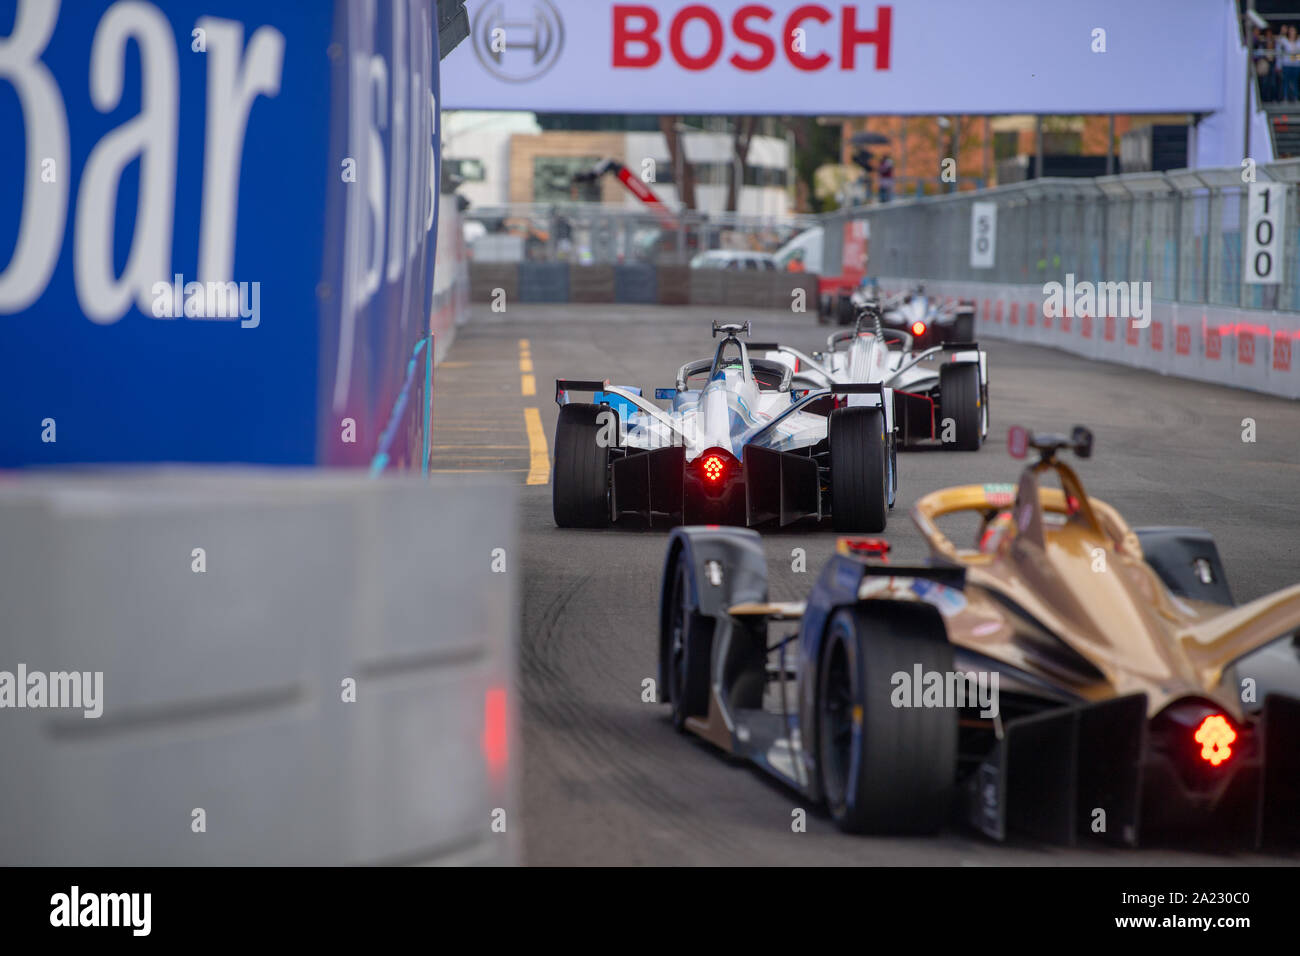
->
left=439, top=361, right=471, bottom=369
left=524, top=407, right=550, bottom=485
left=519, top=356, right=534, bottom=373
left=518, top=338, right=530, bottom=349
left=521, top=374, right=536, bottom=396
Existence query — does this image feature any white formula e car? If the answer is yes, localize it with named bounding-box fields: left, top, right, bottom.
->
left=552, top=322, right=897, bottom=531
left=763, top=304, right=989, bottom=451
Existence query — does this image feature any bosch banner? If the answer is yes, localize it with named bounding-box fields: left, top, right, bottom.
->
left=444, top=0, right=1228, bottom=115
left=0, top=0, right=446, bottom=470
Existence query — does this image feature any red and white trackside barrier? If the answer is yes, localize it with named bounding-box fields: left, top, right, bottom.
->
left=878, top=279, right=1300, bottom=401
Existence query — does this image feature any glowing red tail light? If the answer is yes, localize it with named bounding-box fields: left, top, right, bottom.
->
left=838, top=537, right=891, bottom=561
left=911, top=320, right=927, bottom=336
left=1194, top=714, right=1236, bottom=766
left=702, top=454, right=726, bottom=482
left=483, top=687, right=509, bottom=777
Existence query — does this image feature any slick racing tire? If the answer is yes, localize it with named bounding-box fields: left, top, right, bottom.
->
left=952, top=310, right=975, bottom=343
left=887, top=435, right=898, bottom=509
left=939, top=363, right=982, bottom=451
left=829, top=406, right=889, bottom=532
left=553, top=403, right=614, bottom=527
left=663, top=553, right=712, bottom=732
left=816, top=605, right=957, bottom=834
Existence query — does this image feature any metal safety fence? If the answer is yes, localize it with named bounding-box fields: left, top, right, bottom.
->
left=462, top=203, right=817, bottom=267
left=821, top=160, right=1300, bottom=314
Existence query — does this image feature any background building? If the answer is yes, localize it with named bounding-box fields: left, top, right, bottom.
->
left=444, top=112, right=793, bottom=215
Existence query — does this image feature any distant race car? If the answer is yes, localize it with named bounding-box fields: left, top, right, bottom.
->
left=846, top=281, right=977, bottom=350
left=657, top=426, right=1300, bottom=847
left=552, top=322, right=897, bottom=531
left=762, top=303, right=989, bottom=450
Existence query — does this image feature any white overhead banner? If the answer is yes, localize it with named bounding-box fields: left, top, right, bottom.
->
left=442, top=0, right=1228, bottom=115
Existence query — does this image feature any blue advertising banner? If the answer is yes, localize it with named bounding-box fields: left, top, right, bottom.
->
left=0, top=0, right=443, bottom=470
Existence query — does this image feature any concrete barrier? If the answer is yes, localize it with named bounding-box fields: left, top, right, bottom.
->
left=0, top=471, right=519, bottom=865
left=569, top=265, right=617, bottom=303
left=770, top=273, right=819, bottom=314
left=688, top=269, right=726, bottom=306
left=433, top=194, right=472, bottom=364
left=614, top=264, right=658, bottom=303
left=877, top=277, right=1300, bottom=401
left=471, top=264, right=519, bottom=304
left=722, top=271, right=770, bottom=309
left=517, top=262, right=570, bottom=303
left=656, top=265, right=691, bottom=305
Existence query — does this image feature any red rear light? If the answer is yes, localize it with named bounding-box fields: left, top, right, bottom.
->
left=1194, top=714, right=1236, bottom=766
left=702, top=455, right=726, bottom=482
left=911, top=320, right=926, bottom=336
left=838, top=537, right=891, bottom=561
left=483, top=687, right=509, bottom=777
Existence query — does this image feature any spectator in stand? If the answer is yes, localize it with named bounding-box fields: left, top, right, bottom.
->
left=1255, top=28, right=1278, bottom=102
left=877, top=154, right=895, bottom=204
left=1281, top=26, right=1300, bottom=102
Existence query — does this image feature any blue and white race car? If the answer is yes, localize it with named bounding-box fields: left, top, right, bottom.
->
left=553, top=322, right=896, bottom=531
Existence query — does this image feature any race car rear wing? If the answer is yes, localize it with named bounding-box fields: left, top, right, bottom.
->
left=554, top=378, right=607, bottom=404
left=829, top=383, right=885, bottom=394
left=554, top=378, right=692, bottom=443
left=887, top=342, right=983, bottom=384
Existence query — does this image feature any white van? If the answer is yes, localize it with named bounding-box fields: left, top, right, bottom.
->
left=774, top=226, right=824, bottom=274
left=689, top=249, right=778, bottom=271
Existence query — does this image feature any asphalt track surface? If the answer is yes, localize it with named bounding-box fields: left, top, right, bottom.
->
left=432, top=302, right=1300, bottom=866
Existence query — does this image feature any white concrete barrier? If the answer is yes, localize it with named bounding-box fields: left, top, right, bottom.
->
left=0, top=472, right=518, bottom=865
left=433, top=193, right=473, bottom=364
left=878, top=278, right=1300, bottom=400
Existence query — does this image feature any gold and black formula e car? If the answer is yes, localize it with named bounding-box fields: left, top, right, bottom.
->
left=657, top=426, right=1300, bottom=847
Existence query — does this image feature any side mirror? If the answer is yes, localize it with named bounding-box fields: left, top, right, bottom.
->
left=1007, top=425, right=1028, bottom=460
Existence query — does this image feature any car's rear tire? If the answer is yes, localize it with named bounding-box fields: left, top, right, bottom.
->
left=553, top=403, right=613, bottom=527
left=952, top=310, right=975, bottom=342
left=939, top=363, right=982, bottom=451
left=816, top=605, right=957, bottom=834
left=829, top=406, right=888, bottom=532
left=663, top=554, right=712, bottom=731
left=886, top=435, right=898, bottom=509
